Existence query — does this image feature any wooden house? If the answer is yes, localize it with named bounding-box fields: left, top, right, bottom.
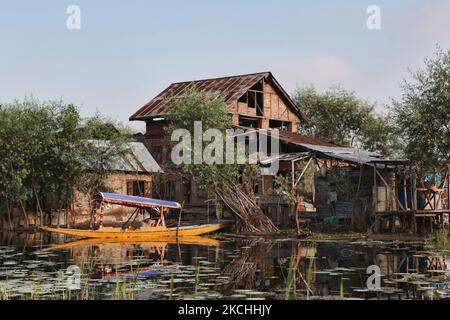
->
left=129, top=72, right=307, bottom=207
left=129, top=71, right=449, bottom=231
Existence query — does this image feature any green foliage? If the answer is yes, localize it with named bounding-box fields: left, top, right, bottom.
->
left=0, top=98, right=131, bottom=227
left=293, top=86, right=396, bottom=156
left=323, top=216, right=339, bottom=226
left=75, top=114, right=133, bottom=196
left=428, top=229, right=450, bottom=250
left=166, top=87, right=231, bottom=135
left=390, top=47, right=450, bottom=169
left=273, top=175, right=295, bottom=205
left=284, top=251, right=296, bottom=300
left=165, top=87, right=239, bottom=191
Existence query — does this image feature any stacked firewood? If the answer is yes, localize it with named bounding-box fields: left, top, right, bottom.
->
left=215, top=180, right=279, bottom=234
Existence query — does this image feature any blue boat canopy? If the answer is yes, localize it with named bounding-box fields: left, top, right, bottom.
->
left=98, top=192, right=181, bottom=210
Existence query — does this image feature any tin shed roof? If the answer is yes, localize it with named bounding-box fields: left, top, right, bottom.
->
left=88, top=141, right=161, bottom=173
left=130, top=72, right=306, bottom=121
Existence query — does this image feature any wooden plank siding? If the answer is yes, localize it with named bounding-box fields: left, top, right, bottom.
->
left=230, top=81, right=300, bottom=133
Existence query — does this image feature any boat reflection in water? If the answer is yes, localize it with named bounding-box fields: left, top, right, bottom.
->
left=2, top=231, right=449, bottom=300
left=40, top=236, right=222, bottom=282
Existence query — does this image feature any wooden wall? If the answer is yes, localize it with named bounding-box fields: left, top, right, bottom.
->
left=230, top=81, right=301, bottom=133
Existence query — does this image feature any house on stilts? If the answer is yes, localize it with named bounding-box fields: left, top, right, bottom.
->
left=130, top=72, right=450, bottom=233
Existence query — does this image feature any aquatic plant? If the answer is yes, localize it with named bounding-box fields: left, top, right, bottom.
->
left=194, top=260, right=200, bottom=294
left=306, top=257, right=314, bottom=300
left=169, top=273, right=175, bottom=300
left=428, top=230, right=450, bottom=250
left=0, top=283, right=10, bottom=300
left=284, top=252, right=296, bottom=300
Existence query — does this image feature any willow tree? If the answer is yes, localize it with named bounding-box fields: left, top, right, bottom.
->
left=293, top=86, right=397, bottom=157
left=0, top=99, right=131, bottom=230
left=165, top=87, right=278, bottom=234
left=391, top=47, right=450, bottom=170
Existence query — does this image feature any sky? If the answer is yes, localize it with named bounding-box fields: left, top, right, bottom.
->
left=1, top=0, right=450, bottom=131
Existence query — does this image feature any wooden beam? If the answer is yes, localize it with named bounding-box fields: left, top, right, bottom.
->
left=373, top=165, right=378, bottom=213
left=294, top=157, right=313, bottom=188
left=291, top=160, right=295, bottom=189
left=375, top=169, right=406, bottom=211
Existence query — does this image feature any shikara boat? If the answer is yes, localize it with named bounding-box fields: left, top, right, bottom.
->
left=39, top=192, right=230, bottom=240
left=38, top=236, right=222, bottom=281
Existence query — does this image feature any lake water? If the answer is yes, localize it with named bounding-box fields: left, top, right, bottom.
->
left=0, top=232, right=449, bottom=300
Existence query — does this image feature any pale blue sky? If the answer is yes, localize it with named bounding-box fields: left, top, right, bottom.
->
left=1, top=0, right=450, bottom=131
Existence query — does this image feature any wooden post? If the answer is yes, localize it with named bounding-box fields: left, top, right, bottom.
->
left=294, top=157, right=313, bottom=188
left=413, top=171, right=418, bottom=210
left=207, top=200, right=210, bottom=224
left=447, top=172, right=450, bottom=210
left=403, top=175, right=408, bottom=210
left=291, top=160, right=295, bottom=189
left=373, top=165, right=378, bottom=212
left=412, top=168, right=418, bottom=233
left=375, top=170, right=406, bottom=211
left=384, top=164, right=389, bottom=212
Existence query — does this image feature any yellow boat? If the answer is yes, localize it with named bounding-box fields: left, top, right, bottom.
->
left=39, top=224, right=228, bottom=239
left=39, top=192, right=231, bottom=240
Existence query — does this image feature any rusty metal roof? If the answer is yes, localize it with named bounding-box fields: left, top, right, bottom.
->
left=277, top=130, right=341, bottom=147
left=130, top=72, right=305, bottom=121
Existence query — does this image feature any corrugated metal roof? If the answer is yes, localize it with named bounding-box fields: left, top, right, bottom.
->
left=88, top=141, right=161, bottom=173
left=238, top=128, right=389, bottom=165
left=298, top=143, right=384, bottom=164
left=277, top=130, right=342, bottom=147
left=127, top=142, right=161, bottom=173
left=263, top=129, right=387, bottom=165
left=259, top=152, right=311, bottom=165
left=130, top=72, right=305, bottom=121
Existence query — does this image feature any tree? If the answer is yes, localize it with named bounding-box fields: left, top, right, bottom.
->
left=165, top=87, right=278, bottom=234
left=0, top=98, right=131, bottom=230
left=293, top=86, right=396, bottom=156
left=390, top=47, right=450, bottom=169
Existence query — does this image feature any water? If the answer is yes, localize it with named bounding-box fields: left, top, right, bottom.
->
left=0, top=232, right=449, bottom=300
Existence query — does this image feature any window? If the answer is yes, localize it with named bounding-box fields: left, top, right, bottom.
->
left=248, top=81, right=264, bottom=116
left=238, top=93, right=247, bottom=104
left=127, top=180, right=150, bottom=197
left=238, top=116, right=261, bottom=128
left=269, top=120, right=290, bottom=131
left=238, top=81, right=264, bottom=116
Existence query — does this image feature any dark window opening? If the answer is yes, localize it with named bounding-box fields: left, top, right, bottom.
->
left=239, top=81, right=264, bottom=116
left=238, top=93, right=247, bottom=104
left=248, top=81, right=264, bottom=116
left=151, top=179, right=175, bottom=200
left=127, top=180, right=149, bottom=197
left=164, top=181, right=176, bottom=201
left=269, top=120, right=290, bottom=131
left=238, top=116, right=260, bottom=128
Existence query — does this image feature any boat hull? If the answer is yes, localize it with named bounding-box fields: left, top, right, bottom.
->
left=39, top=223, right=229, bottom=239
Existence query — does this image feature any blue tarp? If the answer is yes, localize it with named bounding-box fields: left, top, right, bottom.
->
left=99, top=192, right=181, bottom=209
